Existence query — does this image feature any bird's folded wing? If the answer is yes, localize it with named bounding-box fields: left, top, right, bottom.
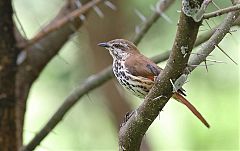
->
left=125, top=54, right=162, bottom=81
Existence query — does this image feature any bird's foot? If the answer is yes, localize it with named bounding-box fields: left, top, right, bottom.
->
left=120, top=110, right=135, bottom=128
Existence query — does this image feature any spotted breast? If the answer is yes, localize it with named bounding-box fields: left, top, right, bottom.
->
left=112, top=55, right=156, bottom=98
left=98, top=39, right=210, bottom=128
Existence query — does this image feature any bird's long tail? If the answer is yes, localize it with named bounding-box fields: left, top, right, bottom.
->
left=173, top=92, right=210, bottom=128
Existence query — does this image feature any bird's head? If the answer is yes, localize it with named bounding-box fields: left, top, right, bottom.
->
left=98, top=39, right=140, bottom=60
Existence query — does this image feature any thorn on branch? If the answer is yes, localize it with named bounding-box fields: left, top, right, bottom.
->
left=132, top=0, right=175, bottom=45
left=120, top=111, right=135, bottom=128
left=135, top=25, right=141, bottom=34
left=194, top=0, right=213, bottom=22
left=229, top=29, right=237, bottom=33
left=191, top=52, right=213, bottom=57
left=151, top=3, right=172, bottom=23
left=204, top=60, right=208, bottom=72
left=13, top=4, right=28, bottom=39
left=215, top=45, right=238, bottom=65
left=180, top=45, right=189, bottom=58
left=203, top=4, right=240, bottom=19
left=19, top=0, right=104, bottom=49
left=104, top=1, right=117, bottom=10
left=75, top=0, right=86, bottom=21
left=204, top=20, right=213, bottom=30
left=174, top=74, right=188, bottom=90
left=16, top=51, right=27, bottom=65
left=75, top=0, right=82, bottom=7
left=212, top=1, right=221, bottom=10
left=120, top=145, right=126, bottom=151
left=206, top=58, right=226, bottom=64
left=93, top=6, right=104, bottom=18
left=56, top=54, right=69, bottom=65
left=188, top=64, right=214, bottom=67
left=170, top=79, right=177, bottom=92
left=134, top=9, right=147, bottom=22
left=153, top=95, right=168, bottom=101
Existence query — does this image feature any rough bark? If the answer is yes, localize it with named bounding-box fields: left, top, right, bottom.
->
left=0, top=1, right=19, bottom=150
left=119, top=0, right=204, bottom=150
left=15, top=0, right=88, bottom=148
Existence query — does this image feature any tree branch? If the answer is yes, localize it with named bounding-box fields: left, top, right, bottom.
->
left=23, top=1, right=240, bottom=150
left=189, top=10, right=240, bottom=71
left=22, top=0, right=175, bottom=150
left=133, top=0, right=175, bottom=44
left=194, top=16, right=240, bottom=47
left=119, top=2, right=240, bottom=151
left=203, top=4, right=240, bottom=19
left=119, top=0, right=204, bottom=149
left=16, top=0, right=97, bottom=149
left=21, top=51, right=172, bottom=151
left=0, top=0, right=19, bottom=150
left=18, top=0, right=104, bottom=49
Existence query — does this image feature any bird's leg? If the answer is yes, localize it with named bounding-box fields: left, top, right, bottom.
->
left=120, top=110, right=135, bottom=128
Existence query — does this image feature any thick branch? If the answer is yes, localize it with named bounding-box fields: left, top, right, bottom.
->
left=119, top=3, right=240, bottom=151
left=22, top=66, right=112, bottom=151
left=119, top=1, right=204, bottom=150
left=23, top=1, right=175, bottom=150
left=16, top=0, right=94, bottom=149
left=0, top=0, right=19, bottom=150
left=23, top=1, right=240, bottom=150
left=19, top=0, right=104, bottom=49
left=22, top=51, right=171, bottom=151
left=22, top=50, right=171, bottom=151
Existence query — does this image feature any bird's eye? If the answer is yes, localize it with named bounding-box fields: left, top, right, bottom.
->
left=113, top=44, right=122, bottom=48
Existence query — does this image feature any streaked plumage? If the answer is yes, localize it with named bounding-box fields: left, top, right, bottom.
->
left=98, top=39, right=209, bottom=128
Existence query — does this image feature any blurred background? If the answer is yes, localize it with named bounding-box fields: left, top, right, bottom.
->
left=14, top=0, right=239, bottom=150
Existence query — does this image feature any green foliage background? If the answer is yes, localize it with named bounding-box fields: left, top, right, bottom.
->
left=14, top=0, right=239, bottom=150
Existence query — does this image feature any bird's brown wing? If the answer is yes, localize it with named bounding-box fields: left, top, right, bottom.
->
left=125, top=54, right=209, bottom=128
left=124, top=54, right=162, bottom=81
left=125, top=54, right=186, bottom=95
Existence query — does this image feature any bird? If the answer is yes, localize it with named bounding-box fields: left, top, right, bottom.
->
left=98, top=39, right=209, bottom=128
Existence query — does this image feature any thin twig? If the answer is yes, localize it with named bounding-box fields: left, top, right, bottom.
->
left=22, top=1, right=176, bottom=149
left=188, top=11, right=240, bottom=72
left=205, top=58, right=226, bottom=63
left=21, top=67, right=112, bottom=151
left=212, top=1, right=221, bottom=10
left=133, top=0, right=175, bottom=45
left=215, top=45, right=238, bottom=65
left=194, top=17, right=240, bottom=47
left=119, top=2, right=240, bottom=151
left=21, top=51, right=171, bottom=151
left=17, top=1, right=94, bottom=150
left=19, top=0, right=104, bottom=49
left=23, top=13, right=240, bottom=151
left=203, top=4, right=240, bottom=19
left=22, top=1, right=240, bottom=151
left=13, top=6, right=27, bottom=39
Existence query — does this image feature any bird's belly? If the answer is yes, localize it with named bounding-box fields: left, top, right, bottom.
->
left=113, top=68, right=154, bottom=98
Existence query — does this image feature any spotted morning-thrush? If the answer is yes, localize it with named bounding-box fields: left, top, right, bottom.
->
left=98, top=39, right=209, bottom=128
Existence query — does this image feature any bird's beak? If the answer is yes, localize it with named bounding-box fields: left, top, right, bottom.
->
left=98, top=42, right=110, bottom=48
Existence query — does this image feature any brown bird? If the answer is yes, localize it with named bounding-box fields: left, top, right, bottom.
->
left=98, top=39, right=209, bottom=128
